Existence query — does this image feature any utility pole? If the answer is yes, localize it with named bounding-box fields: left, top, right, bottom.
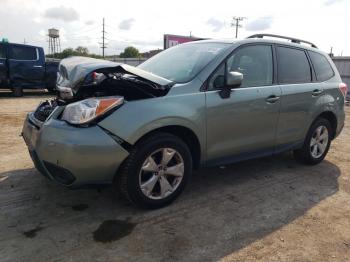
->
left=23, top=38, right=27, bottom=45
left=100, top=18, right=107, bottom=58
left=231, top=17, right=246, bottom=38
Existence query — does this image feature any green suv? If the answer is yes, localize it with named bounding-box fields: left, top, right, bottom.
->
left=22, top=34, right=347, bottom=208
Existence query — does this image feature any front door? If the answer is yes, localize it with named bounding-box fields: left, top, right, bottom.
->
left=205, top=44, right=281, bottom=164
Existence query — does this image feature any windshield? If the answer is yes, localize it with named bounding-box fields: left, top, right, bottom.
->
left=139, top=42, right=229, bottom=83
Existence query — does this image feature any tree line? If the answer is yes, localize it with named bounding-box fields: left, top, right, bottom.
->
left=46, top=46, right=141, bottom=59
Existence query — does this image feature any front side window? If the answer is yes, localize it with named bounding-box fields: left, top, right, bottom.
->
left=9, top=46, right=37, bottom=60
left=227, top=45, right=273, bottom=87
left=277, top=46, right=311, bottom=84
left=208, top=45, right=273, bottom=90
left=308, top=51, right=334, bottom=82
left=0, top=44, right=5, bottom=59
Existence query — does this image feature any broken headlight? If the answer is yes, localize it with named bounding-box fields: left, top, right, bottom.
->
left=61, top=96, right=124, bottom=125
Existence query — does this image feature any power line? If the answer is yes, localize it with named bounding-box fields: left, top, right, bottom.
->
left=99, top=18, right=107, bottom=58
left=231, top=16, right=246, bottom=38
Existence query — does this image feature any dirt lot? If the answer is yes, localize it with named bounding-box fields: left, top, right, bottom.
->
left=1, top=91, right=350, bottom=262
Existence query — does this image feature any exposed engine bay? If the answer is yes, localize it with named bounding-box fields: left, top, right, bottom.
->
left=72, top=71, right=170, bottom=101
left=33, top=57, right=174, bottom=123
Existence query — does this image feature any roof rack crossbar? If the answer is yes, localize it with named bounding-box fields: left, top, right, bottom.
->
left=247, top=34, right=318, bottom=48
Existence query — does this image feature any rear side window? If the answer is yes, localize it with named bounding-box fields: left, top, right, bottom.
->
left=0, top=44, right=5, bottom=58
left=277, top=46, right=311, bottom=84
left=9, top=45, right=37, bottom=60
left=308, top=51, right=334, bottom=82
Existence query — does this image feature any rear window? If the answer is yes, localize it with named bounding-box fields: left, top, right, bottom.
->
left=308, top=51, right=334, bottom=82
left=0, top=44, right=5, bottom=58
left=9, top=45, right=37, bottom=60
left=277, top=46, right=311, bottom=84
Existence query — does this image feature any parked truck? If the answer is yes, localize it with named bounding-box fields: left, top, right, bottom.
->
left=0, top=42, right=59, bottom=96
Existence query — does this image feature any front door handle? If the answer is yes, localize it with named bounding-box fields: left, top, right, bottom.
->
left=312, top=89, right=324, bottom=96
left=266, top=95, right=280, bottom=103
left=33, top=65, right=43, bottom=68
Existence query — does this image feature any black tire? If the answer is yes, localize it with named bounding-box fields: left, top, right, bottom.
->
left=294, top=117, right=332, bottom=165
left=12, top=86, right=23, bottom=97
left=116, top=133, right=192, bottom=209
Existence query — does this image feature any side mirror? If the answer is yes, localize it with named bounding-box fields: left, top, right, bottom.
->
left=226, top=71, right=243, bottom=87
left=218, top=71, right=243, bottom=99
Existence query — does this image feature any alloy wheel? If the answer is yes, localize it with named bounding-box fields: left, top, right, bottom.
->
left=310, top=125, right=329, bottom=158
left=139, top=148, right=184, bottom=200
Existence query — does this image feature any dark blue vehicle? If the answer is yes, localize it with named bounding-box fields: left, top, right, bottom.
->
left=0, top=42, right=59, bottom=96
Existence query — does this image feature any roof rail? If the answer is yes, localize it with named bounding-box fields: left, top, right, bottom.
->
left=247, top=34, right=318, bottom=48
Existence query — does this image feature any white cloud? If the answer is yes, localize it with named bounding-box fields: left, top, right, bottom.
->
left=44, top=6, right=79, bottom=22
left=206, top=18, right=225, bottom=32
left=85, top=20, right=95, bottom=25
left=324, top=0, right=343, bottom=5
left=119, top=18, right=135, bottom=30
left=245, top=17, right=274, bottom=31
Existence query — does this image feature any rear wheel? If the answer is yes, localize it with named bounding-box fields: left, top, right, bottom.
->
left=294, top=118, right=332, bottom=165
left=116, top=133, right=192, bottom=209
left=12, top=86, right=23, bottom=97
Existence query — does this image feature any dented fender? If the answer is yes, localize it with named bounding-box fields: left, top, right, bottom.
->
left=97, top=91, right=207, bottom=161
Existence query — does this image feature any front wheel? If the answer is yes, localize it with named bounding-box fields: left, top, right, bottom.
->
left=116, top=133, right=192, bottom=209
left=294, top=118, right=332, bottom=165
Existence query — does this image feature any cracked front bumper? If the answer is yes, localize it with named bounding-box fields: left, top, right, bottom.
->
left=22, top=112, right=129, bottom=187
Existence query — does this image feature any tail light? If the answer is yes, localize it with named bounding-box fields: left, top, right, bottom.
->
left=339, top=83, right=348, bottom=97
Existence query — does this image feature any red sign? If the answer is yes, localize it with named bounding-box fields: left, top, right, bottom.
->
left=164, top=34, right=206, bottom=49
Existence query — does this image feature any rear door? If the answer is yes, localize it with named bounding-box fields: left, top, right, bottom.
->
left=0, top=43, right=8, bottom=87
left=8, top=44, right=45, bottom=88
left=275, top=45, right=324, bottom=150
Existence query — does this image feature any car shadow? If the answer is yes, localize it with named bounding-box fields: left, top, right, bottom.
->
left=0, top=152, right=340, bottom=261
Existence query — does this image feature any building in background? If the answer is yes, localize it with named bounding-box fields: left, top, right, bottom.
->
left=163, top=34, right=206, bottom=49
left=332, top=56, right=350, bottom=98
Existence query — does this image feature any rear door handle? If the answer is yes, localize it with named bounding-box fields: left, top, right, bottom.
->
left=266, top=95, right=280, bottom=103
left=33, top=65, right=43, bottom=68
left=312, top=89, right=324, bottom=96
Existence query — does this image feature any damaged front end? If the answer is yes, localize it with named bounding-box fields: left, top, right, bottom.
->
left=23, top=56, right=176, bottom=186
left=36, top=56, right=174, bottom=124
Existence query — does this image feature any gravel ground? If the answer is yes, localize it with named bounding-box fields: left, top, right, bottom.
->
left=0, top=91, right=350, bottom=262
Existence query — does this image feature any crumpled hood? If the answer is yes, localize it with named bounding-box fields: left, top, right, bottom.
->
left=57, top=56, right=174, bottom=93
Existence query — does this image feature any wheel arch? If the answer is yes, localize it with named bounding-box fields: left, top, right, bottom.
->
left=316, top=111, right=337, bottom=139
left=133, top=125, right=202, bottom=170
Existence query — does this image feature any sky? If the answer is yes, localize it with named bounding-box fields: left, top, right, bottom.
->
left=0, top=0, right=348, bottom=56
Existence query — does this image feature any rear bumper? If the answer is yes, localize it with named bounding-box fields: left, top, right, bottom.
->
left=22, top=113, right=129, bottom=187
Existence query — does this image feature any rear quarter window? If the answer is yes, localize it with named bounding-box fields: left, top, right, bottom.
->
left=277, top=46, right=311, bottom=84
left=9, top=45, right=37, bottom=60
left=308, top=51, right=334, bottom=82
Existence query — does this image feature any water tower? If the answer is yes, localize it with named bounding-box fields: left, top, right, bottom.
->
left=48, top=28, right=61, bottom=55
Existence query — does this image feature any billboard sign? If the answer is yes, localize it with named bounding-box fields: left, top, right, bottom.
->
left=163, top=34, right=206, bottom=49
